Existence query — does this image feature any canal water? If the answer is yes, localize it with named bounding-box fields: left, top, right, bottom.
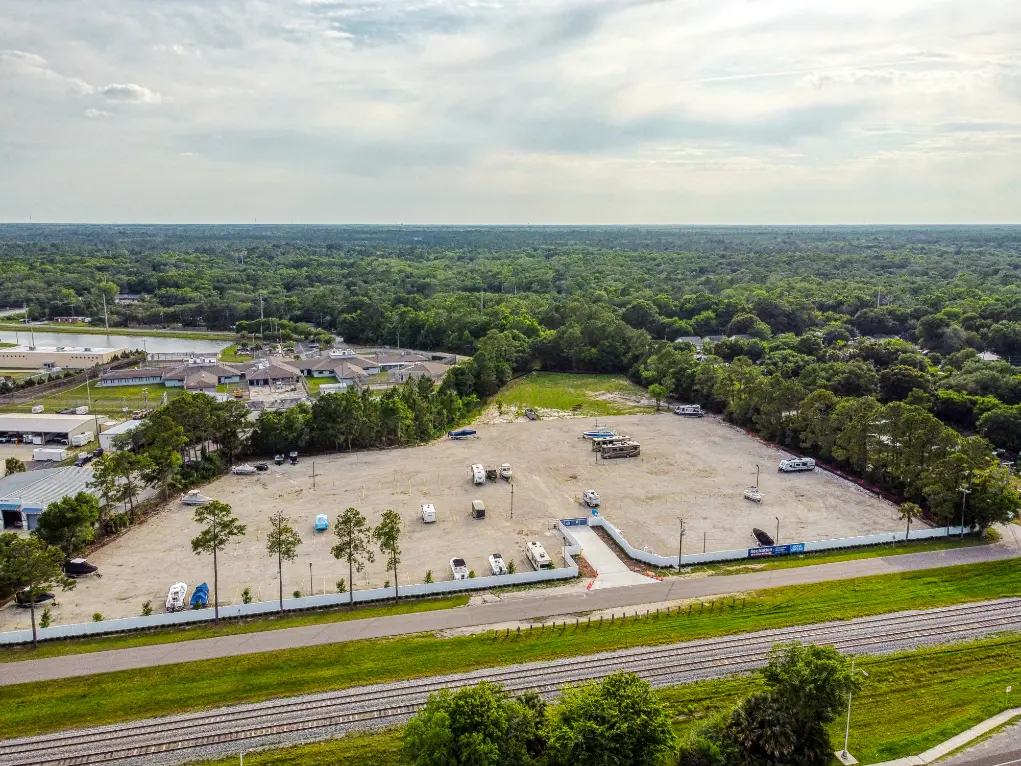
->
left=0, top=330, right=230, bottom=355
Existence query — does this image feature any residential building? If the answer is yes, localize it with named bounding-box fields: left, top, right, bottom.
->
left=98, top=368, right=166, bottom=387
left=163, top=362, right=243, bottom=390
left=241, top=359, right=302, bottom=387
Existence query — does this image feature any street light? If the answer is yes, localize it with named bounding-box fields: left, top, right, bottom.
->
left=677, top=518, right=686, bottom=570
left=958, top=484, right=971, bottom=540
left=839, top=657, right=869, bottom=763
left=775, top=517, right=780, bottom=545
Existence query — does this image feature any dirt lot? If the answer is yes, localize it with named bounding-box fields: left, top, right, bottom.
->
left=0, top=413, right=906, bottom=629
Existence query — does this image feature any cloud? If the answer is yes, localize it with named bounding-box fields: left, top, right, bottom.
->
left=83, top=108, right=112, bottom=119
left=95, top=83, right=162, bottom=103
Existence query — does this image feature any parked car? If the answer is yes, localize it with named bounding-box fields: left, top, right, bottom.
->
left=524, top=408, right=537, bottom=420
left=254, top=462, right=269, bottom=472
left=289, top=451, right=299, bottom=465
left=274, top=454, right=285, bottom=465
left=91, top=447, right=104, bottom=458
left=73, top=453, right=92, bottom=467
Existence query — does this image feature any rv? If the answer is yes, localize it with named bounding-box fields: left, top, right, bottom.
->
left=500, top=463, right=512, bottom=480
left=165, top=582, right=188, bottom=612
left=422, top=503, right=437, bottom=523
left=471, top=499, right=486, bottom=520
left=599, top=441, right=641, bottom=459
left=450, top=557, right=469, bottom=580
left=471, top=464, right=486, bottom=485
left=525, top=541, right=552, bottom=570
left=582, top=489, right=600, bottom=507
left=488, top=553, right=508, bottom=575
left=591, top=435, right=630, bottom=452
left=70, top=431, right=93, bottom=448
left=778, top=457, right=816, bottom=472
left=674, top=404, right=704, bottom=417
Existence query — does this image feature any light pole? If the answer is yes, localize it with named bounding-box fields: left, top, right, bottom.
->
left=755, top=464, right=760, bottom=489
left=775, top=517, right=780, bottom=545
left=309, top=562, right=313, bottom=596
left=958, top=484, right=971, bottom=539
left=839, top=658, right=869, bottom=763
left=677, top=518, right=686, bottom=570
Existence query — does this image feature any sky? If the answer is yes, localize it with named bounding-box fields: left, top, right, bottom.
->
left=1, top=0, right=1020, bottom=224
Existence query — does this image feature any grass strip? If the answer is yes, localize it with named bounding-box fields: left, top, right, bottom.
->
left=190, top=637, right=1021, bottom=766
left=0, top=596, right=471, bottom=663
left=1, top=558, right=1018, bottom=737
left=495, top=372, right=652, bottom=416
left=0, top=323, right=236, bottom=340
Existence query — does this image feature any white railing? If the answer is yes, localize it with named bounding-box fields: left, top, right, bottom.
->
left=0, top=524, right=581, bottom=645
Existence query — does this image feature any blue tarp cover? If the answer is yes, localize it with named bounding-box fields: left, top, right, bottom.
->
left=190, top=582, right=209, bottom=608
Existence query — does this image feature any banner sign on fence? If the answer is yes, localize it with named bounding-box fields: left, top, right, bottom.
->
left=748, top=542, right=806, bottom=559
left=560, top=518, right=590, bottom=527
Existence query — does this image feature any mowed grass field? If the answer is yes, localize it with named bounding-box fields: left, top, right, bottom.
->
left=496, top=373, right=653, bottom=416
left=0, top=379, right=181, bottom=416
left=2, top=558, right=1018, bottom=736
left=192, top=637, right=1021, bottom=766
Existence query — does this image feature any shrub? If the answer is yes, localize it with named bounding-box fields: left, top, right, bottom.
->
left=292, top=590, right=302, bottom=599
left=424, top=569, right=433, bottom=584
left=39, top=607, right=52, bottom=629
left=468, top=570, right=476, bottom=579
left=92, top=612, right=103, bottom=622
left=241, top=587, right=253, bottom=604
left=336, top=578, right=347, bottom=593
left=141, top=601, right=153, bottom=617
left=507, top=560, right=516, bottom=574
left=384, top=580, right=391, bottom=590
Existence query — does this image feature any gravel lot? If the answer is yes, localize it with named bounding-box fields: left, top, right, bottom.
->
left=0, top=413, right=906, bottom=629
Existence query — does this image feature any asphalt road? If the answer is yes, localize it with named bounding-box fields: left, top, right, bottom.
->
left=942, top=719, right=1021, bottom=766
left=1, top=541, right=1017, bottom=686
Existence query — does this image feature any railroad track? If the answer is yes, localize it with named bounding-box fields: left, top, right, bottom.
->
left=3, top=598, right=1020, bottom=766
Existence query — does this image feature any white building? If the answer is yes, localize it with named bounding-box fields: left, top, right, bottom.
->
left=0, top=345, right=126, bottom=370
left=0, top=413, right=106, bottom=446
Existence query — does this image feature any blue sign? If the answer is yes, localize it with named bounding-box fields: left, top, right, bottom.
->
left=560, top=518, right=590, bottom=527
left=749, top=542, right=806, bottom=559
left=789, top=543, right=805, bottom=554
left=749, top=546, right=773, bottom=558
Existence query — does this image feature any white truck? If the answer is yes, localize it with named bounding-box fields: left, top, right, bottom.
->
left=471, top=464, right=486, bottom=485
left=422, top=503, right=437, bottom=523
left=70, top=431, right=93, bottom=448
left=778, top=457, right=816, bottom=472
left=450, top=557, right=469, bottom=580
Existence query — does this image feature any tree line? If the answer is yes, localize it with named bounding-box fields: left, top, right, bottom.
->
left=399, top=642, right=858, bottom=766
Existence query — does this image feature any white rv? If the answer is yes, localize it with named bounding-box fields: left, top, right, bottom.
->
left=488, top=553, right=508, bottom=575
left=778, top=457, right=816, bottom=472
left=70, top=431, right=93, bottom=448
left=471, top=464, right=486, bottom=485
left=450, top=557, right=469, bottom=580
left=525, top=541, right=552, bottom=570
left=422, top=503, right=437, bottom=523
left=165, top=582, right=188, bottom=612
left=674, top=404, right=704, bottom=417
left=582, top=489, right=600, bottom=508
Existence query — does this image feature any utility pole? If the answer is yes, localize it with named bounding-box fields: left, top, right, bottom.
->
left=775, top=516, right=780, bottom=545
left=102, top=293, right=109, bottom=330
left=510, top=484, right=514, bottom=519
left=677, top=518, right=686, bottom=570
left=259, top=296, right=264, bottom=342
left=959, top=485, right=971, bottom=539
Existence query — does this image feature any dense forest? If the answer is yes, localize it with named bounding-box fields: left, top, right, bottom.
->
left=3, top=225, right=1021, bottom=530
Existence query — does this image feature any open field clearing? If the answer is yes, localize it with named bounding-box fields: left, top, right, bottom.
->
left=0, top=559, right=1017, bottom=736
left=0, top=379, right=181, bottom=416
left=491, top=373, right=655, bottom=417
left=1, top=412, right=908, bottom=629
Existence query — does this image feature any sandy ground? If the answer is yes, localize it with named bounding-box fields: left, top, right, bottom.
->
left=0, top=413, right=906, bottom=629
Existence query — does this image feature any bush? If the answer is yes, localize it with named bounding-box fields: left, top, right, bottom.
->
left=241, top=587, right=253, bottom=604
left=468, top=570, right=476, bottom=579
left=507, top=559, right=516, bottom=574
left=39, top=607, right=52, bottom=629
left=336, top=578, right=347, bottom=593
left=141, top=601, right=152, bottom=617
left=384, top=580, right=391, bottom=589
left=92, top=612, right=103, bottom=622
left=292, top=590, right=302, bottom=599
left=424, top=569, right=433, bottom=584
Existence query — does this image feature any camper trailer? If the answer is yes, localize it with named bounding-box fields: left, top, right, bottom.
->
left=674, top=404, right=704, bottom=417
left=471, top=464, right=486, bottom=485
left=422, top=503, right=437, bottom=523
left=599, top=441, right=641, bottom=459
left=450, top=557, right=469, bottom=580
left=471, top=500, right=486, bottom=519
left=488, top=553, right=508, bottom=575
left=582, top=489, right=600, bottom=507
left=526, top=541, right=552, bottom=570
left=778, top=457, right=816, bottom=472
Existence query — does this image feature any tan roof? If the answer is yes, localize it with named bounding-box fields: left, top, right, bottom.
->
left=163, top=363, right=242, bottom=381
left=241, top=359, right=301, bottom=380
left=374, top=353, right=430, bottom=364
left=404, top=362, right=450, bottom=376
left=340, top=355, right=381, bottom=370
left=185, top=370, right=218, bottom=389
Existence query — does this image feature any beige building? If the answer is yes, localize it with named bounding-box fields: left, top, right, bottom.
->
left=0, top=345, right=125, bottom=370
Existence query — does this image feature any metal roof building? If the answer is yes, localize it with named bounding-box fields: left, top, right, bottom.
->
left=0, top=414, right=105, bottom=443
left=0, top=466, right=95, bottom=531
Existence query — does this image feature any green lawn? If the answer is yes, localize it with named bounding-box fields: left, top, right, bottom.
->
left=192, top=637, right=1021, bottom=766
left=219, top=344, right=254, bottom=363
left=496, top=373, right=654, bottom=416
left=305, top=375, right=340, bottom=395
left=0, top=595, right=471, bottom=664
left=0, top=379, right=179, bottom=416
left=0, top=342, right=16, bottom=349
left=651, top=535, right=991, bottom=577
left=2, top=558, right=1018, bottom=736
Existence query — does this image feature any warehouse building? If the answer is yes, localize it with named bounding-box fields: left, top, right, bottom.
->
left=0, top=466, right=94, bottom=530
left=0, top=345, right=126, bottom=370
left=0, top=414, right=106, bottom=446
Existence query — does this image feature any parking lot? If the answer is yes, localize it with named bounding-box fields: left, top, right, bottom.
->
left=0, top=413, right=906, bottom=629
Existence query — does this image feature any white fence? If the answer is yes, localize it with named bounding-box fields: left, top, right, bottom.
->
left=587, top=514, right=971, bottom=569
left=0, top=525, right=580, bottom=646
